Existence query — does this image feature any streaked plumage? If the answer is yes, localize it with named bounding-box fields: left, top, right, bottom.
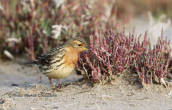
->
left=32, top=37, right=89, bottom=91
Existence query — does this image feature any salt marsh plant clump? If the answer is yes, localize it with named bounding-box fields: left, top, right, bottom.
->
left=78, top=28, right=172, bottom=86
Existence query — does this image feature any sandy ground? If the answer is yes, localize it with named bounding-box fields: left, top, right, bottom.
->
left=0, top=57, right=172, bottom=110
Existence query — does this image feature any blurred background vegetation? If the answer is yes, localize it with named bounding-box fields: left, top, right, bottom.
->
left=0, top=0, right=172, bottom=61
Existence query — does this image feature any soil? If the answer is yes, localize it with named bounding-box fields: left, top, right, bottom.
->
left=0, top=57, right=172, bottom=110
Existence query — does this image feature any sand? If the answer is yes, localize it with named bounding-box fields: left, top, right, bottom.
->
left=0, top=57, right=172, bottom=110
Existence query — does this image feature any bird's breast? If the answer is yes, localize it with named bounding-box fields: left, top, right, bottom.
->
left=64, top=50, right=79, bottom=68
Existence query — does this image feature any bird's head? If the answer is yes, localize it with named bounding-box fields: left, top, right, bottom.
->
left=65, top=37, right=89, bottom=53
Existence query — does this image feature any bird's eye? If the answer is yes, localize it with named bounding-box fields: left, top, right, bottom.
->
left=78, top=44, right=82, bottom=47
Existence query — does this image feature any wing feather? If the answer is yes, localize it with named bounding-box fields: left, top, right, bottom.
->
left=34, top=45, right=66, bottom=66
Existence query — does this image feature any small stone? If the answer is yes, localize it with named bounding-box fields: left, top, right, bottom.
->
left=168, top=91, right=172, bottom=96
left=54, top=107, right=58, bottom=108
left=11, top=84, right=18, bottom=86
left=129, top=104, right=135, bottom=106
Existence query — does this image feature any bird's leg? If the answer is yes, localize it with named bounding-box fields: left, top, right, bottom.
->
left=58, top=79, right=63, bottom=89
left=49, top=78, right=60, bottom=91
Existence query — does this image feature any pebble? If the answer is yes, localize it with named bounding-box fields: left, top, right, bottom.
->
left=168, top=91, right=172, bottom=96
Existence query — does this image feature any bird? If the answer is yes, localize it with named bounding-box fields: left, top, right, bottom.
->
left=29, top=37, right=89, bottom=91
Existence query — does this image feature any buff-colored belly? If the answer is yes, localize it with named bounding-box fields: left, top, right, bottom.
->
left=44, top=65, right=75, bottom=79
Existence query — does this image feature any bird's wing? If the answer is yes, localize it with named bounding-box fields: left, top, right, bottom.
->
left=34, top=45, right=66, bottom=66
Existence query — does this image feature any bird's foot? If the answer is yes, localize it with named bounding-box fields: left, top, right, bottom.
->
left=53, top=87, right=63, bottom=92
left=58, top=84, right=63, bottom=89
left=53, top=84, right=64, bottom=92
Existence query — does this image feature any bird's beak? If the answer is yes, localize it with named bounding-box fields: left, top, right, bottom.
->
left=84, top=46, right=90, bottom=50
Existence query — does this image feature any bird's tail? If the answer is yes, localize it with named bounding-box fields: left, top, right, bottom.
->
left=23, top=61, right=36, bottom=65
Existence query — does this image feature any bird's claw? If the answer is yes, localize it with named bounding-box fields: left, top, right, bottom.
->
left=53, top=87, right=63, bottom=92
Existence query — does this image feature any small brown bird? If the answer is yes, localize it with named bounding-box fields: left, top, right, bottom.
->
left=31, top=37, right=89, bottom=91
